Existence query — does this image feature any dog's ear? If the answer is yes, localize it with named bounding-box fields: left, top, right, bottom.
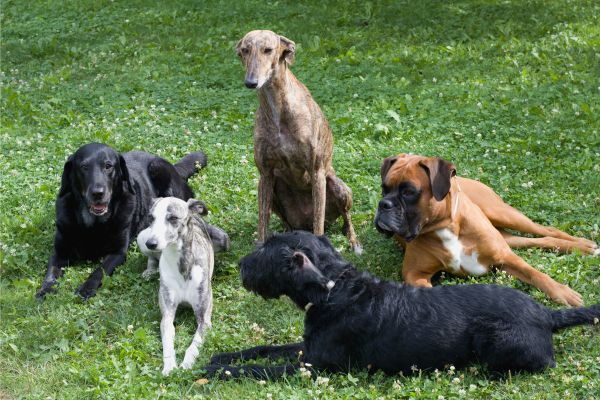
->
left=58, top=155, right=74, bottom=197
left=235, top=38, right=243, bottom=58
left=187, top=198, right=208, bottom=216
left=419, top=157, right=456, bottom=201
left=380, top=156, right=398, bottom=181
left=279, top=35, right=295, bottom=65
left=118, top=155, right=135, bottom=194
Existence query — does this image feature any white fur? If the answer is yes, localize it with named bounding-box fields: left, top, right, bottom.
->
left=138, top=197, right=214, bottom=376
left=436, top=228, right=488, bottom=276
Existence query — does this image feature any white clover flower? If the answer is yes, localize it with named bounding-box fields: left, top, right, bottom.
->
left=258, top=380, right=266, bottom=385
left=452, top=377, right=460, bottom=384
left=315, top=376, right=329, bottom=386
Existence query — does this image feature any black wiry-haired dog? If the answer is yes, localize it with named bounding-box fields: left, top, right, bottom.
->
left=36, top=142, right=207, bottom=300
left=203, top=231, right=599, bottom=380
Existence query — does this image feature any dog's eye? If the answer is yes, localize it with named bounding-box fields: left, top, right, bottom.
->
left=81, top=164, right=89, bottom=171
left=241, top=48, right=249, bottom=54
left=104, top=162, right=113, bottom=170
left=148, top=215, right=154, bottom=223
left=168, top=215, right=179, bottom=222
left=264, top=48, right=273, bottom=54
left=401, top=188, right=419, bottom=198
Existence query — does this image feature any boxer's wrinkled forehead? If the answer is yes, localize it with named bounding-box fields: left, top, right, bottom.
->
left=382, top=155, right=426, bottom=188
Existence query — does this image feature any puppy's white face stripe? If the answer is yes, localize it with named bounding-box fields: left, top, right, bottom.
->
left=436, top=228, right=488, bottom=276
left=147, top=198, right=188, bottom=250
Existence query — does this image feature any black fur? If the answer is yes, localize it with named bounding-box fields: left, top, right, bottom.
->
left=36, top=142, right=207, bottom=300
left=203, top=231, right=599, bottom=380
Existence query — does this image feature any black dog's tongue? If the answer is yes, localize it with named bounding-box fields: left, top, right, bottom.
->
left=90, top=203, right=108, bottom=215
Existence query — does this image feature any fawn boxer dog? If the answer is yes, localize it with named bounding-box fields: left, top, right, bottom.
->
left=236, top=30, right=360, bottom=253
left=375, top=153, right=598, bottom=307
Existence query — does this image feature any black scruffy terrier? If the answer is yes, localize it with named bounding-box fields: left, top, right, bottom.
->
left=203, top=231, right=599, bottom=380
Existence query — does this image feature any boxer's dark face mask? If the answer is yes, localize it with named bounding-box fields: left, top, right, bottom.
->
left=375, top=181, right=422, bottom=241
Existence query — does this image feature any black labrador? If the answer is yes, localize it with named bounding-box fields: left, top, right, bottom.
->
left=36, top=142, right=208, bottom=300
left=204, top=231, right=599, bottom=380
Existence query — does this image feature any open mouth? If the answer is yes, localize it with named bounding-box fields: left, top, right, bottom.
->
left=89, top=203, right=108, bottom=216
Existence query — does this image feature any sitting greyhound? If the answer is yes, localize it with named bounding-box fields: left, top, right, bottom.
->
left=138, top=197, right=229, bottom=375
left=236, top=30, right=361, bottom=253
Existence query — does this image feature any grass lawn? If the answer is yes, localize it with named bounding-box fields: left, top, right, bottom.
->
left=1, top=0, right=599, bottom=398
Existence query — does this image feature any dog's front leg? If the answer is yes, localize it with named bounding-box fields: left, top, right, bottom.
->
left=209, top=342, right=305, bottom=364
left=203, top=363, right=304, bottom=381
left=76, top=252, right=126, bottom=300
left=258, top=172, right=275, bottom=242
left=312, top=169, right=327, bottom=235
left=35, top=253, right=68, bottom=299
left=182, top=289, right=213, bottom=370
left=159, top=285, right=178, bottom=375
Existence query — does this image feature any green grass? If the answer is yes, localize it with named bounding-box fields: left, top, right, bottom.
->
left=1, top=0, right=599, bottom=398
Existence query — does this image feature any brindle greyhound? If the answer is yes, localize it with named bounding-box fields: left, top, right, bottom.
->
left=236, top=30, right=361, bottom=254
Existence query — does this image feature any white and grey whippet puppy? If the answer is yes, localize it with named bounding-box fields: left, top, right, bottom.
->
left=137, top=197, right=228, bottom=375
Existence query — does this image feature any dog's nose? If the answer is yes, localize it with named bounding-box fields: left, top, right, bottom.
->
left=92, top=186, right=105, bottom=200
left=244, top=79, right=258, bottom=89
left=378, top=199, right=394, bottom=210
left=145, top=239, right=158, bottom=250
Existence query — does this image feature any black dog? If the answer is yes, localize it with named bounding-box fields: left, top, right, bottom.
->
left=204, top=231, right=599, bottom=380
left=36, top=142, right=207, bottom=300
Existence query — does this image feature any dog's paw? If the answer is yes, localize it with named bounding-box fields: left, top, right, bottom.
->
left=162, top=359, right=177, bottom=376
left=181, top=346, right=200, bottom=369
left=35, top=285, right=55, bottom=300
left=141, top=268, right=158, bottom=280
left=551, top=285, right=583, bottom=307
left=352, top=243, right=363, bottom=255
left=75, top=282, right=98, bottom=300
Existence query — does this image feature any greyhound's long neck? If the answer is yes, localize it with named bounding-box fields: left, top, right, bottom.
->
left=257, top=68, right=294, bottom=127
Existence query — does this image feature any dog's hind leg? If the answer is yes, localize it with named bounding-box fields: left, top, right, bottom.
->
left=159, top=285, right=178, bottom=376
left=174, top=151, right=207, bottom=180
left=209, top=342, right=305, bottom=364
left=148, top=158, right=192, bottom=199
left=206, top=224, right=231, bottom=253
left=181, top=288, right=213, bottom=370
left=472, top=323, right=555, bottom=374
left=483, top=203, right=597, bottom=255
left=203, top=363, right=304, bottom=380
left=500, top=230, right=597, bottom=256
left=326, top=175, right=361, bottom=254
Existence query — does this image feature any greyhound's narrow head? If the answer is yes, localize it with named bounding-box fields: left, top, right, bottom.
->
left=144, top=197, right=208, bottom=251
left=236, top=30, right=295, bottom=89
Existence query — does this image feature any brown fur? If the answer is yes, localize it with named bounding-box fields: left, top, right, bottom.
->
left=377, top=153, right=598, bottom=306
left=236, top=30, right=360, bottom=253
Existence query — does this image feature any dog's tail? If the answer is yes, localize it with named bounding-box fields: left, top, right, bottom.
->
left=551, top=304, right=600, bottom=332
left=174, top=151, right=208, bottom=180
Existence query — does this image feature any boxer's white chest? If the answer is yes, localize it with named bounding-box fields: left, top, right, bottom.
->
left=435, top=228, right=488, bottom=276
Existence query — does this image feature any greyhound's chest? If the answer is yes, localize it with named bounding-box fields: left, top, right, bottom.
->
left=255, top=130, right=313, bottom=184
left=435, top=229, right=488, bottom=276
left=159, top=247, right=208, bottom=305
